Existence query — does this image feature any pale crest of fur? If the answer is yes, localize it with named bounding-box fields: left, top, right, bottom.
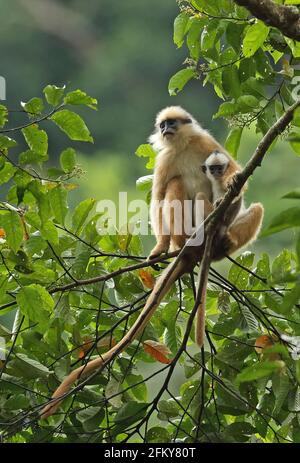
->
left=205, top=151, right=229, bottom=168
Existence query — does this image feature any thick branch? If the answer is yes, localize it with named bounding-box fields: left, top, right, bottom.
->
left=234, top=0, right=300, bottom=41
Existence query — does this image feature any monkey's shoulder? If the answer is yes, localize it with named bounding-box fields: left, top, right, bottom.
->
left=189, top=132, right=223, bottom=156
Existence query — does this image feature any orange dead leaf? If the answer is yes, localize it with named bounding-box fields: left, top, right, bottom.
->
left=20, top=215, right=29, bottom=241
left=0, top=228, right=6, bottom=238
left=77, top=337, right=94, bottom=359
left=143, top=339, right=172, bottom=364
left=254, top=335, right=274, bottom=354
left=255, top=334, right=280, bottom=361
left=138, top=269, right=155, bottom=289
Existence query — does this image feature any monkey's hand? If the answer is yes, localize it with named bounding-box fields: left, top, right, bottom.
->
left=224, top=173, right=238, bottom=190
left=225, top=173, right=247, bottom=195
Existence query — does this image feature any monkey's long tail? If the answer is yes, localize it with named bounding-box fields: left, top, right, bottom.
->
left=195, top=273, right=208, bottom=348
left=40, top=259, right=186, bottom=419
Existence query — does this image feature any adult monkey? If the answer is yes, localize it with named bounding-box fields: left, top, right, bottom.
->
left=149, top=106, right=262, bottom=258
left=40, top=107, right=263, bottom=418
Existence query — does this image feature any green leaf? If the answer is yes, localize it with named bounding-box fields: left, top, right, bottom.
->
left=242, top=21, right=269, bottom=57
left=240, top=306, right=259, bottom=332
left=187, top=18, right=203, bottom=60
left=173, top=12, right=190, bottom=48
left=72, top=198, right=95, bottom=234
left=146, top=426, right=171, bottom=443
left=126, top=374, right=148, bottom=402
left=40, top=220, right=59, bottom=245
left=77, top=407, right=105, bottom=432
left=60, top=147, right=76, bottom=173
left=282, top=189, right=300, bottom=199
left=115, top=401, right=148, bottom=425
left=213, top=101, right=237, bottom=119
left=136, top=174, right=153, bottom=192
left=226, top=22, right=245, bottom=51
left=288, top=386, right=300, bottom=412
left=236, top=360, right=285, bottom=383
left=297, top=233, right=300, bottom=264
left=22, top=125, right=48, bottom=156
left=50, top=109, right=94, bottom=143
left=285, top=38, right=300, bottom=58
left=237, top=94, right=259, bottom=112
left=168, top=68, right=196, bottom=96
left=43, top=84, right=65, bottom=106
left=0, top=162, right=16, bottom=185
left=13, top=353, right=52, bottom=378
left=135, top=144, right=156, bottom=169
left=228, top=252, right=254, bottom=289
left=280, top=281, right=300, bottom=312
left=0, top=211, right=23, bottom=252
left=51, top=109, right=93, bottom=142
left=64, top=89, right=97, bottom=110
left=0, top=135, right=17, bottom=150
left=261, top=207, right=300, bottom=237
left=222, top=66, right=240, bottom=99
left=223, top=422, right=256, bottom=442
left=157, top=399, right=179, bottom=418
left=5, top=394, right=30, bottom=410
left=201, top=19, right=219, bottom=51
left=271, top=249, right=292, bottom=283
left=21, top=97, right=44, bottom=115
left=0, top=104, right=8, bottom=127
left=289, top=133, right=300, bottom=155
left=49, top=186, right=68, bottom=225
left=191, top=0, right=219, bottom=14
left=17, top=284, right=54, bottom=331
left=273, top=372, right=290, bottom=415
left=225, top=127, right=243, bottom=159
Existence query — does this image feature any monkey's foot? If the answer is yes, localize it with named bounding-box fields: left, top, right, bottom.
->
left=148, top=243, right=169, bottom=260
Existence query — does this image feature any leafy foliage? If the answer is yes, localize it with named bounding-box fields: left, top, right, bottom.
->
left=1, top=0, right=300, bottom=445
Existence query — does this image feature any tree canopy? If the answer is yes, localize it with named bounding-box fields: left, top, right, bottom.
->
left=1, top=0, right=300, bottom=444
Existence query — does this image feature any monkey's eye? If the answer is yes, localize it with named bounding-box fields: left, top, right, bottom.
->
left=160, top=119, right=176, bottom=129
left=201, top=165, right=207, bottom=173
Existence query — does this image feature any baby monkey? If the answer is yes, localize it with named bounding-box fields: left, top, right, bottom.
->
left=201, top=150, right=243, bottom=229
left=195, top=150, right=263, bottom=346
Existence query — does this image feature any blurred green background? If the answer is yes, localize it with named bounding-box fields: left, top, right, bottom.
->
left=1, top=0, right=300, bottom=256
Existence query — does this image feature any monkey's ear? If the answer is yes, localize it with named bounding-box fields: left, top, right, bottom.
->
left=201, top=165, right=207, bottom=173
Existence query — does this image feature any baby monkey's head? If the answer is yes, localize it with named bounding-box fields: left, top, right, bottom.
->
left=202, top=151, right=229, bottom=180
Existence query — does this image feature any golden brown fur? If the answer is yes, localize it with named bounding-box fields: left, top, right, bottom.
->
left=40, top=107, right=264, bottom=418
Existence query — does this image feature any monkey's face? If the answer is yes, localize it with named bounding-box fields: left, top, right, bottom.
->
left=149, top=106, right=195, bottom=150
left=202, top=151, right=229, bottom=179
left=158, top=117, right=192, bottom=139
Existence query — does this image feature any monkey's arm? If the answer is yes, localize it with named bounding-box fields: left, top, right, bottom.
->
left=149, top=176, right=188, bottom=258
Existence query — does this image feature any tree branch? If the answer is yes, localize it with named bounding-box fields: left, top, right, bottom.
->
left=234, top=0, right=300, bottom=41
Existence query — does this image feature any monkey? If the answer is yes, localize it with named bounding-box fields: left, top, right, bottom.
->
left=201, top=150, right=264, bottom=259
left=194, top=150, right=264, bottom=346
left=40, top=107, right=263, bottom=418
left=148, top=106, right=224, bottom=258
